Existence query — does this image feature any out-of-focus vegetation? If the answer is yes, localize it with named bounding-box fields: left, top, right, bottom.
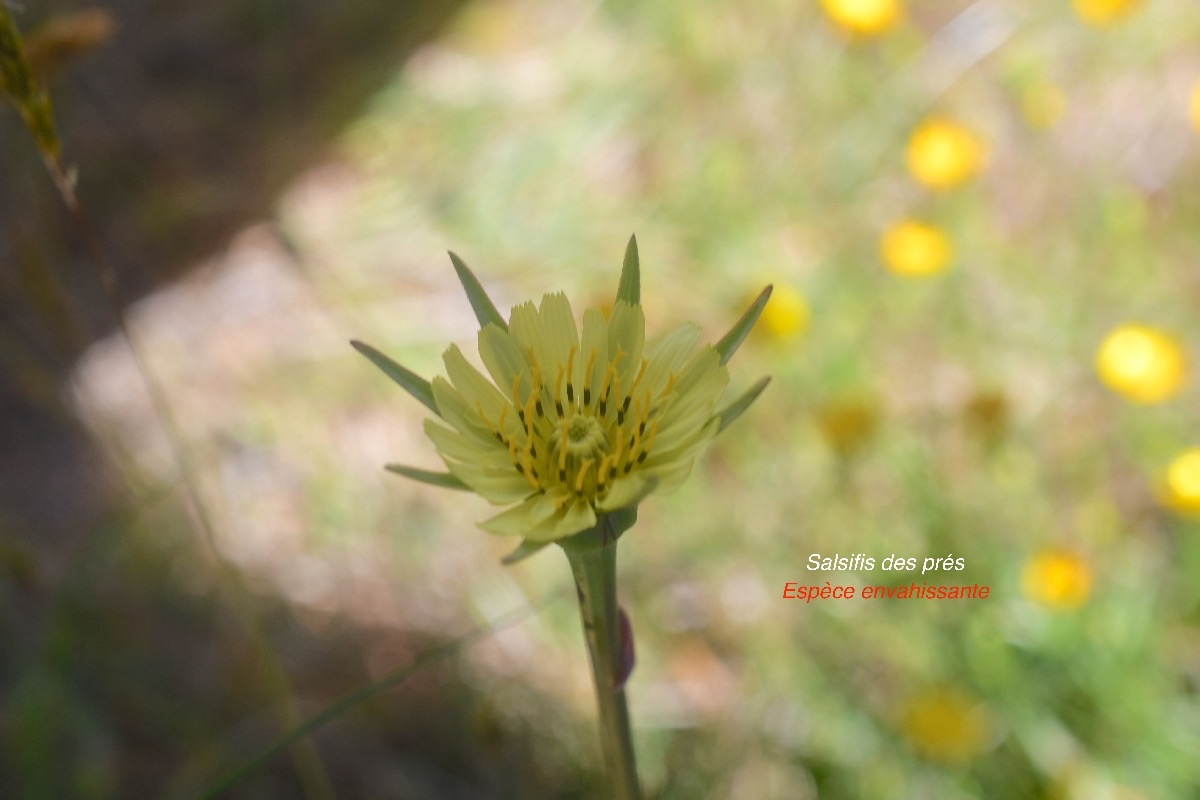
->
left=5, top=0, right=1200, bottom=797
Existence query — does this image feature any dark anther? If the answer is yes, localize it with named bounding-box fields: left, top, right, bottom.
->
left=536, top=400, right=545, bottom=417
left=567, top=383, right=575, bottom=403
left=637, top=451, right=648, bottom=464
left=584, top=388, right=592, bottom=406
left=556, top=401, right=565, bottom=417
left=558, top=468, right=567, bottom=482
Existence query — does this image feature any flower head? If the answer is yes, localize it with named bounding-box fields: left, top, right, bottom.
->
left=1094, top=323, right=1187, bottom=404
left=880, top=220, right=952, bottom=277
left=819, top=0, right=902, bottom=37
left=900, top=688, right=991, bottom=764
left=1021, top=550, right=1092, bottom=610
left=905, top=118, right=985, bottom=190
left=1072, top=0, right=1142, bottom=26
left=1162, top=448, right=1200, bottom=515
left=355, top=237, right=771, bottom=560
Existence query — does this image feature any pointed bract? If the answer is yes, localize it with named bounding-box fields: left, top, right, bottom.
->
left=351, top=340, right=439, bottom=415
left=501, top=538, right=551, bottom=564
left=715, top=376, right=770, bottom=433
left=385, top=464, right=470, bottom=490
left=616, top=234, right=640, bottom=306
left=715, top=285, right=772, bottom=365
left=449, top=251, right=508, bottom=331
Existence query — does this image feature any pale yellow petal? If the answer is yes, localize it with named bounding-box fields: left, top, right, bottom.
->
left=529, top=485, right=570, bottom=524
left=424, top=419, right=507, bottom=464
left=550, top=497, right=598, bottom=540
left=642, top=323, right=701, bottom=398
left=478, top=323, right=531, bottom=402
left=538, top=292, right=579, bottom=381
left=607, top=301, right=645, bottom=384
left=443, top=344, right=511, bottom=422
left=597, top=475, right=653, bottom=511
left=479, top=496, right=545, bottom=536
left=446, top=465, right=534, bottom=505
left=577, top=307, right=610, bottom=405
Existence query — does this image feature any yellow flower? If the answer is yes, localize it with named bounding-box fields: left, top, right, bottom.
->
left=880, top=221, right=952, bottom=277
left=900, top=689, right=990, bottom=764
left=1072, top=0, right=1142, bottom=26
left=1021, top=550, right=1092, bottom=609
left=1163, top=448, right=1200, bottom=514
left=1094, top=324, right=1187, bottom=404
left=906, top=118, right=985, bottom=189
left=354, top=238, right=771, bottom=559
left=756, top=283, right=808, bottom=341
left=816, top=400, right=878, bottom=457
left=1188, top=79, right=1200, bottom=135
left=819, top=0, right=902, bottom=36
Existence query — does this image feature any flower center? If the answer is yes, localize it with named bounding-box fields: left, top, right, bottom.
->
left=565, top=414, right=608, bottom=458
left=479, top=344, right=667, bottom=504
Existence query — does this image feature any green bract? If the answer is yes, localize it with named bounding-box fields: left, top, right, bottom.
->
left=355, top=236, right=771, bottom=558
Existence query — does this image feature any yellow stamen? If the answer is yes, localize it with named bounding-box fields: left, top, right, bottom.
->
left=583, top=350, right=597, bottom=407
left=524, top=393, right=537, bottom=433
left=521, top=454, right=540, bottom=489
left=627, top=359, right=648, bottom=396
left=558, top=419, right=570, bottom=475
left=659, top=372, right=677, bottom=400
left=640, top=420, right=659, bottom=459
left=565, top=346, right=577, bottom=386
left=575, top=459, right=595, bottom=493
left=597, top=454, right=614, bottom=487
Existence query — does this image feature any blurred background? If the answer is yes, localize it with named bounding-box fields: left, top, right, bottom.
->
left=3, top=0, right=1200, bottom=797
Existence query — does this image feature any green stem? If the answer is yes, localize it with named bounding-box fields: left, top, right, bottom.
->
left=560, top=515, right=642, bottom=800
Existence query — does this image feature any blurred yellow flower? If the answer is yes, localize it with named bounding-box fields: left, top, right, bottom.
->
left=1022, top=550, right=1092, bottom=609
left=1094, top=324, right=1187, bottom=404
left=816, top=399, right=878, bottom=458
left=756, top=283, right=808, bottom=341
left=880, top=221, right=952, bottom=277
left=1188, top=79, right=1200, bottom=135
left=819, top=0, right=901, bottom=36
left=1163, top=448, right=1200, bottom=514
left=905, top=118, right=985, bottom=189
left=900, top=689, right=990, bottom=764
left=1071, top=0, right=1142, bottom=26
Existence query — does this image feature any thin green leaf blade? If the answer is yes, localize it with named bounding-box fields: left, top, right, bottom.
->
left=616, top=234, right=640, bottom=305
left=449, top=251, right=507, bottom=331
left=715, top=376, right=770, bottom=434
left=385, top=464, right=470, bottom=490
left=501, top=538, right=550, bottom=564
left=191, top=593, right=558, bottom=800
left=351, top=340, right=438, bottom=415
left=715, top=285, right=772, bottom=365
